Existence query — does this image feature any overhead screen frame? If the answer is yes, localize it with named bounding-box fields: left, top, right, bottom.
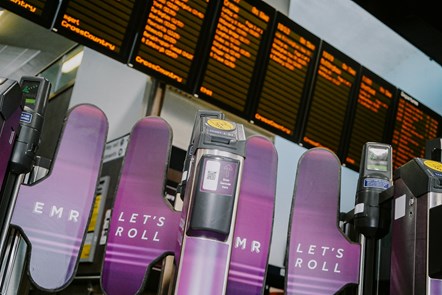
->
left=193, top=0, right=277, bottom=119
left=248, top=12, right=320, bottom=141
left=0, top=0, right=60, bottom=28
left=342, top=67, right=398, bottom=171
left=52, top=0, right=146, bottom=62
left=128, top=0, right=219, bottom=93
left=298, top=41, right=361, bottom=158
left=389, top=90, right=442, bottom=170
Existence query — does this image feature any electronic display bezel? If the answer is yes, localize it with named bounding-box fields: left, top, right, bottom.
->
left=0, top=0, right=59, bottom=28
left=52, top=0, right=145, bottom=62
left=193, top=0, right=277, bottom=119
left=128, top=0, right=218, bottom=93
left=389, top=89, right=442, bottom=170
left=298, top=41, right=361, bottom=156
left=342, top=67, right=397, bottom=171
left=248, top=12, right=320, bottom=141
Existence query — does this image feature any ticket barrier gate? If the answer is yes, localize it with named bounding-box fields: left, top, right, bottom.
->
left=101, top=111, right=277, bottom=295
left=285, top=148, right=361, bottom=294
left=0, top=77, right=50, bottom=294
left=174, top=111, right=246, bottom=294
left=389, top=158, right=442, bottom=294
left=0, top=103, right=107, bottom=293
left=340, top=140, right=442, bottom=295
left=0, top=76, right=108, bottom=294
left=336, top=142, right=395, bottom=295
left=353, top=143, right=393, bottom=295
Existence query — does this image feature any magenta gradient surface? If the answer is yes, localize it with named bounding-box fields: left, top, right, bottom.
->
left=101, top=117, right=180, bottom=295
left=227, top=136, right=278, bottom=295
left=286, top=148, right=360, bottom=294
left=175, top=136, right=277, bottom=295
left=11, top=104, right=108, bottom=291
left=175, top=237, right=229, bottom=294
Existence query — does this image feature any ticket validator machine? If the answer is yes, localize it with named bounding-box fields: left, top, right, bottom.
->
left=390, top=158, right=442, bottom=294
left=174, top=111, right=246, bottom=295
left=0, top=76, right=50, bottom=295
left=0, top=76, right=50, bottom=255
left=353, top=143, right=393, bottom=294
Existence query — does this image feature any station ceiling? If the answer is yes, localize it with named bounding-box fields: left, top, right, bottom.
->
left=0, top=9, right=75, bottom=81
left=352, top=0, right=442, bottom=66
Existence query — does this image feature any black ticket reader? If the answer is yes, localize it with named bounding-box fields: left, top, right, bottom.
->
left=0, top=76, right=50, bottom=254
left=10, top=77, right=50, bottom=174
left=353, top=143, right=393, bottom=295
left=183, top=112, right=245, bottom=238
left=390, top=158, right=442, bottom=294
left=354, top=143, right=393, bottom=237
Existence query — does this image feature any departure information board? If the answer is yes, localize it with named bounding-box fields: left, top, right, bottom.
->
left=344, top=68, right=396, bottom=170
left=301, top=42, right=359, bottom=154
left=130, top=0, right=214, bottom=92
left=391, top=91, right=440, bottom=170
left=53, top=0, right=142, bottom=61
left=196, top=0, right=275, bottom=117
left=251, top=13, right=319, bottom=139
left=0, top=0, right=58, bottom=28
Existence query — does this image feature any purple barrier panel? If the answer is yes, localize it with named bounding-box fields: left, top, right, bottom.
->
left=286, top=148, right=360, bottom=294
left=101, top=117, right=181, bottom=295
left=431, top=279, right=442, bottom=294
left=10, top=104, right=108, bottom=291
left=227, top=136, right=278, bottom=295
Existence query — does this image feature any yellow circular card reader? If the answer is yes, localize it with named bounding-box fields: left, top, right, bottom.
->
left=207, top=119, right=235, bottom=131
left=423, top=160, right=442, bottom=172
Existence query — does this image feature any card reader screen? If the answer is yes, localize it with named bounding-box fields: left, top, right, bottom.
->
left=367, top=146, right=389, bottom=171
left=21, top=80, right=40, bottom=109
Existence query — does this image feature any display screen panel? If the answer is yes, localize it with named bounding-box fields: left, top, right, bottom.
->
left=0, top=0, right=59, bottom=28
left=344, top=68, right=396, bottom=170
left=367, top=146, right=389, bottom=172
left=195, top=0, right=276, bottom=117
left=21, top=80, right=40, bottom=108
left=130, top=0, right=215, bottom=92
left=391, top=91, right=441, bottom=170
left=250, top=13, right=319, bottom=139
left=53, top=0, right=142, bottom=61
left=300, top=42, right=360, bottom=154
